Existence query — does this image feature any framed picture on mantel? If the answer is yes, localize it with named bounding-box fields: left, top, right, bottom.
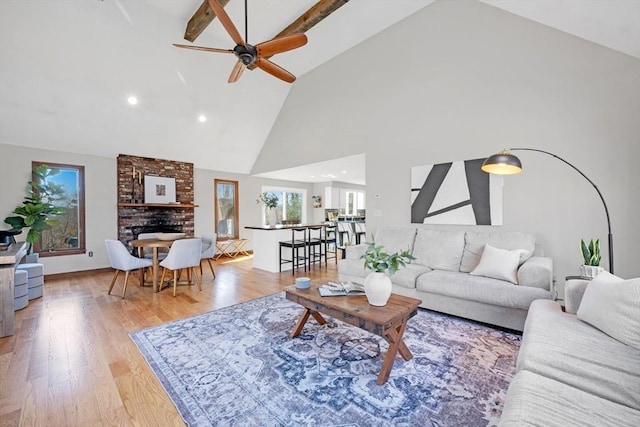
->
left=144, top=176, right=176, bottom=204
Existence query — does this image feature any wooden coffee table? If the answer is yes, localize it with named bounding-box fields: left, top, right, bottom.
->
left=285, top=283, right=422, bottom=385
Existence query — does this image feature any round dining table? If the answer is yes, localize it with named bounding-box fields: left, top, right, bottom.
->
left=130, top=238, right=174, bottom=292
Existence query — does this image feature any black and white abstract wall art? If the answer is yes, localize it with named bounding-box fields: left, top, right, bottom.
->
left=411, top=158, right=503, bottom=225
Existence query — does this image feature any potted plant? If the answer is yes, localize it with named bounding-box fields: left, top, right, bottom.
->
left=361, top=239, right=415, bottom=306
left=256, top=192, right=279, bottom=226
left=580, top=238, right=603, bottom=278
left=4, top=164, right=65, bottom=253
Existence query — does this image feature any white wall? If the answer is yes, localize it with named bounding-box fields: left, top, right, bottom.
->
left=253, top=0, right=640, bottom=288
left=194, top=169, right=315, bottom=239
left=1, top=143, right=316, bottom=274
left=0, top=143, right=116, bottom=274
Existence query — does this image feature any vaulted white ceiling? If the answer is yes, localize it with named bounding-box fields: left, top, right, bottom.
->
left=1, top=0, right=638, bottom=182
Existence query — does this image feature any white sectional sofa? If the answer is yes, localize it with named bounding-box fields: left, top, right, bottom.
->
left=338, top=227, right=553, bottom=331
left=499, top=273, right=640, bottom=426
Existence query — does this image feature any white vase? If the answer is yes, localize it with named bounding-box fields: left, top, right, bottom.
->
left=364, top=272, right=392, bottom=306
left=580, top=265, right=604, bottom=279
left=266, top=208, right=278, bottom=226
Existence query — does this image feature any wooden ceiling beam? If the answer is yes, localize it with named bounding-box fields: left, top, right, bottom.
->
left=183, top=0, right=231, bottom=43
left=247, top=0, right=349, bottom=69
left=273, top=0, right=349, bottom=39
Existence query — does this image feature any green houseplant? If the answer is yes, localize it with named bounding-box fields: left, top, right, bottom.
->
left=362, top=240, right=415, bottom=275
left=4, top=164, right=65, bottom=252
left=256, top=192, right=279, bottom=226
left=256, top=192, right=278, bottom=209
left=580, top=238, right=601, bottom=266
left=361, top=238, right=415, bottom=306
left=580, top=238, right=603, bottom=278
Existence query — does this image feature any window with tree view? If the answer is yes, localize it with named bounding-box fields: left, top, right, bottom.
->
left=261, top=187, right=306, bottom=224
left=33, top=162, right=85, bottom=257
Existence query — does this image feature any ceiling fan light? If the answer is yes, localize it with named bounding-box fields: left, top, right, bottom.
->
left=481, top=151, right=523, bottom=175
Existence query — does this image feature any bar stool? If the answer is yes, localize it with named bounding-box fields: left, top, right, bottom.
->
left=279, top=227, right=308, bottom=275
left=321, top=225, right=338, bottom=265
left=354, top=222, right=366, bottom=244
left=337, top=222, right=352, bottom=246
left=307, top=226, right=324, bottom=268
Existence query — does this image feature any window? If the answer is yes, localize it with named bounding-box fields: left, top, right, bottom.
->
left=33, top=162, right=86, bottom=257
left=261, top=187, right=307, bottom=224
left=215, top=179, right=239, bottom=240
left=346, top=191, right=356, bottom=216
left=342, top=190, right=365, bottom=216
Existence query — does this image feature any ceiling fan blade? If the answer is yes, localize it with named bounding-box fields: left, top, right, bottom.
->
left=228, top=61, right=245, bottom=83
left=254, top=58, right=296, bottom=83
left=207, top=0, right=245, bottom=46
left=173, top=43, right=233, bottom=54
left=255, top=34, right=308, bottom=57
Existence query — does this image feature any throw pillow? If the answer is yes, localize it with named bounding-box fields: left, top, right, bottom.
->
left=577, top=272, right=640, bottom=350
left=460, top=231, right=535, bottom=273
left=375, top=227, right=417, bottom=258
left=411, top=229, right=465, bottom=272
left=470, top=244, right=527, bottom=284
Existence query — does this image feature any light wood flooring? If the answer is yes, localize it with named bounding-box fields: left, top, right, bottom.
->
left=0, top=255, right=340, bottom=426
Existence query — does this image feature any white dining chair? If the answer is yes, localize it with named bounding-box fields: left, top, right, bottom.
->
left=105, top=239, right=153, bottom=299
left=200, top=233, right=217, bottom=278
left=159, top=238, right=203, bottom=296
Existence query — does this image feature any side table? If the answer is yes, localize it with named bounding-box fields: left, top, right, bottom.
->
left=214, top=239, right=250, bottom=259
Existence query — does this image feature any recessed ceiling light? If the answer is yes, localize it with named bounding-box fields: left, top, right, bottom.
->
left=127, top=96, right=138, bottom=105
left=198, top=115, right=207, bottom=123
left=341, top=170, right=347, bottom=174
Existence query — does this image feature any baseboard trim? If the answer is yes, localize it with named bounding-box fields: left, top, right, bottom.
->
left=43, top=253, right=254, bottom=280
left=45, top=267, right=113, bottom=280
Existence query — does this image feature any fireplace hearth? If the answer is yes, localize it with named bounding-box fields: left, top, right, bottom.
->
left=129, top=224, right=183, bottom=240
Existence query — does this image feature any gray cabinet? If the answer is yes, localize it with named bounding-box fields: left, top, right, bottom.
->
left=0, top=241, right=27, bottom=337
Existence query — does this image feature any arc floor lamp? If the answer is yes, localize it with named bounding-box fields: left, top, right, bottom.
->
left=481, top=148, right=614, bottom=274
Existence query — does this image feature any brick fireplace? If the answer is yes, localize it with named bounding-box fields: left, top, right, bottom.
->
left=117, top=154, right=195, bottom=243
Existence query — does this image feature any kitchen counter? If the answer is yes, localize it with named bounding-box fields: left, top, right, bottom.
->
left=245, top=224, right=327, bottom=231
left=245, top=224, right=328, bottom=272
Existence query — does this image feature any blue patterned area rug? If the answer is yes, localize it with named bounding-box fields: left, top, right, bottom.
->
left=130, top=292, right=520, bottom=426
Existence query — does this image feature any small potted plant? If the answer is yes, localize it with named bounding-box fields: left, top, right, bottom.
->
left=580, top=238, right=603, bottom=278
left=256, top=192, right=279, bottom=226
left=361, top=239, right=415, bottom=306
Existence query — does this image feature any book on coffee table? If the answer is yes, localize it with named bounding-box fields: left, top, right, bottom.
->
left=318, top=281, right=365, bottom=297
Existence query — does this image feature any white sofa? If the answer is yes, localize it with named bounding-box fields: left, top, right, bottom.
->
left=499, top=273, right=640, bottom=426
left=338, top=227, right=553, bottom=331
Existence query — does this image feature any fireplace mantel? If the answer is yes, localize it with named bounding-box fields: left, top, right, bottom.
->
left=117, top=154, right=195, bottom=243
left=118, top=203, right=199, bottom=208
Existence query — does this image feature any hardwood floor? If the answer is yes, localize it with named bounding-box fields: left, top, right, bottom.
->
left=0, top=255, right=340, bottom=426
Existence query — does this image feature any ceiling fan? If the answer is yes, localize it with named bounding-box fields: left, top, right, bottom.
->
left=173, top=0, right=308, bottom=83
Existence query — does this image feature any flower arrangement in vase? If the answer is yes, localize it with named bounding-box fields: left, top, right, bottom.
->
left=256, top=192, right=279, bottom=226
left=361, top=239, right=415, bottom=306
left=580, top=238, right=603, bottom=278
